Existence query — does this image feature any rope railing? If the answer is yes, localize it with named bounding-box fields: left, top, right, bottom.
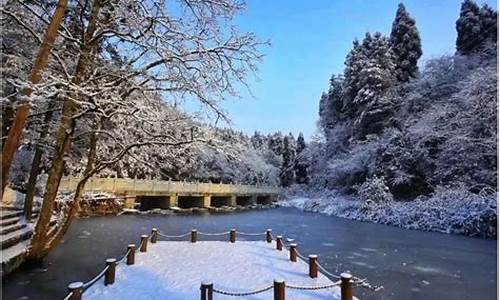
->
left=285, top=280, right=341, bottom=290
left=202, top=277, right=352, bottom=300
left=197, top=231, right=230, bottom=236
left=82, top=266, right=109, bottom=291
left=235, top=230, right=265, bottom=236
left=63, top=238, right=139, bottom=299
left=117, top=249, right=132, bottom=265
left=156, top=229, right=269, bottom=243
left=157, top=231, right=191, bottom=239
left=315, top=260, right=341, bottom=279
left=212, top=285, right=274, bottom=296
left=280, top=235, right=382, bottom=291
left=62, top=291, right=73, bottom=300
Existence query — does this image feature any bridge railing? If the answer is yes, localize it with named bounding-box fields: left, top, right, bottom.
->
left=58, top=177, right=281, bottom=195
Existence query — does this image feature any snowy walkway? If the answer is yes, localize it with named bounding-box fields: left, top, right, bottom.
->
left=85, top=241, right=345, bottom=299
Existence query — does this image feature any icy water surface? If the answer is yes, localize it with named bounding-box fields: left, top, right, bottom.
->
left=2, top=207, right=497, bottom=300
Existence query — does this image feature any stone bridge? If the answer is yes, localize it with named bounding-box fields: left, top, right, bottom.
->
left=59, top=177, right=282, bottom=210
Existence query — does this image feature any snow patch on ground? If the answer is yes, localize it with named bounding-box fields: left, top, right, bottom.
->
left=85, top=241, right=345, bottom=300
left=280, top=187, right=497, bottom=238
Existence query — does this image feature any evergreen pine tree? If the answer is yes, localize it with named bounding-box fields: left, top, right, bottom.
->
left=294, top=133, right=309, bottom=184
left=343, top=39, right=363, bottom=117
left=268, top=132, right=284, bottom=156
left=479, top=4, right=498, bottom=52
left=456, top=0, right=498, bottom=55
left=319, top=75, right=344, bottom=134
left=343, top=32, right=397, bottom=137
left=390, top=3, right=422, bottom=82
left=251, top=131, right=263, bottom=149
left=456, top=0, right=482, bottom=54
left=280, top=135, right=295, bottom=186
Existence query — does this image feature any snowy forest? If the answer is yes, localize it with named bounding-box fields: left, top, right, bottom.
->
left=1, top=1, right=311, bottom=190
left=285, top=1, right=498, bottom=238
left=0, top=0, right=498, bottom=266
left=0, top=0, right=285, bottom=260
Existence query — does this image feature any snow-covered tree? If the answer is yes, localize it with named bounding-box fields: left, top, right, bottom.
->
left=294, top=133, right=309, bottom=184
left=0, top=0, right=268, bottom=261
left=344, top=32, right=397, bottom=138
left=456, top=0, right=482, bottom=55
left=390, top=3, right=422, bottom=82
left=319, top=75, right=345, bottom=134
left=268, top=131, right=285, bottom=156
left=307, top=2, right=497, bottom=202
left=456, top=0, right=497, bottom=55
left=280, top=135, right=295, bottom=186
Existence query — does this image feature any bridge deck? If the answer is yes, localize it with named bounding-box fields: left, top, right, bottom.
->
left=59, top=177, right=281, bottom=210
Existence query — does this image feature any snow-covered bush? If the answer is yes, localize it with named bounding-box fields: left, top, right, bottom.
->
left=358, top=176, right=393, bottom=204
left=283, top=185, right=496, bottom=238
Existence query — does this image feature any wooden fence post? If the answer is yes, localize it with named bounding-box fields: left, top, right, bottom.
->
left=151, top=228, right=158, bottom=243
left=289, top=243, right=297, bottom=262
left=341, top=273, right=353, bottom=300
left=104, top=258, right=116, bottom=286
left=191, top=229, right=197, bottom=243
left=67, top=282, right=83, bottom=300
left=140, top=235, right=148, bottom=252
left=273, top=279, right=285, bottom=300
left=276, top=235, right=283, bottom=251
left=308, top=255, right=318, bottom=278
left=230, top=229, right=236, bottom=243
left=266, top=229, right=272, bottom=243
left=127, top=244, right=135, bottom=265
left=200, top=282, right=213, bottom=300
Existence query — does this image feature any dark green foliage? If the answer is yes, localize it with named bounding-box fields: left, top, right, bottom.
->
left=390, top=3, right=422, bottom=82
left=294, top=133, right=308, bottom=184
left=456, top=0, right=497, bottom=55
left=319, top=75, right=344, bottom=134
left=280, top=135, right=295, bottom=186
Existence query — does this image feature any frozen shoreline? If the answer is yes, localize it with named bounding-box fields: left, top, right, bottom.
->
left=280, top=189, right=497, bottom=239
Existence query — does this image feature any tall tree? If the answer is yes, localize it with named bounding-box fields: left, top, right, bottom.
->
left=294, top=133, right=308, bottom=184
left=343, top=32, right=397, bottom=137
left=390, top=3, right=422, bottom=82
left=280, top=135, right=295, bottom=186
left=319, top=75, right=344, bottom=134
left=478, top=4, right=498, bottom=53
left=8, top=0, right=266, bottom=261
left=456, top=0, right=497, bottom=55
left=0, top=0, right=68, bottom=193
left=456, top=0, right=482, bottom=55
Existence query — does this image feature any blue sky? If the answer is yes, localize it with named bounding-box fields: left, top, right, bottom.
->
left=218, top=0, right=497, bottom=140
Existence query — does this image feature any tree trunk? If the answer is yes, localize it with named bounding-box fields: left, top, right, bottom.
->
left=27, top=0, right=102, bottom=262
left=38, top=119, right=101, bottom=258
left=24, top=102, right=55, bottom=220
left=1, top=104, right=15, bottom=150
left=1, top=0, right=68, bottom=194
left=28, top=101, right=78, bottom=260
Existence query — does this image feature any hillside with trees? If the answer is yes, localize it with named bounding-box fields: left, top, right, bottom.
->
left=286, top=1, right=497, bottom=238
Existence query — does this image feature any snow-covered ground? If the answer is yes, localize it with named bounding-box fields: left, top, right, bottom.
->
left=280, top=187, right=497, bottom=238
left=85, top=241, right=345, bottom=300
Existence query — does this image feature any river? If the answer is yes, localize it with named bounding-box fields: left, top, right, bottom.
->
left=2, top=207, right=497, bottom=300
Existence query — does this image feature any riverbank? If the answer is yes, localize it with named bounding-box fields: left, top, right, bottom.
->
left=280, top=187, right=497, bottom=239
left=121, top=203, right=279, bottom=216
